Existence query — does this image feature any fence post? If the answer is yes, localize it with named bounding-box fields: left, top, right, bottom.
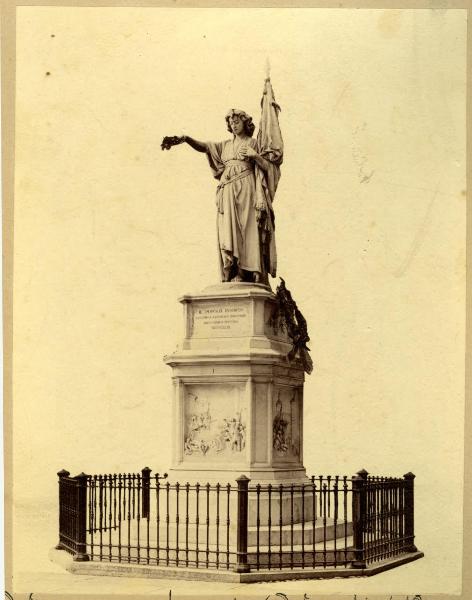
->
left=55, top=469, right=70, bottom=550
left=403, top=472, right=417, bottom=552
left=234, top=475, right=250, bottom=573
left=142, top=467, right=151, bottom=519
left=351, top=468, right=368, bottom=569
left=74, top=473, right=90, bottom=561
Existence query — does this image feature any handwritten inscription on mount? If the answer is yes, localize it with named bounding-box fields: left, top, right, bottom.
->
left=191, top=302, right=250, bottom=337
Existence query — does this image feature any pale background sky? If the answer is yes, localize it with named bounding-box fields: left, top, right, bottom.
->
left=12, top=7, right=466, bottom=594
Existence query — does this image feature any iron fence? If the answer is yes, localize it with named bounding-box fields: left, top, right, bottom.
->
left=56, top=468, right=417, bottom=572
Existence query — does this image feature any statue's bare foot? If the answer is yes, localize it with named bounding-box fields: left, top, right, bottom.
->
left=222, top=267, right=231, bottom=282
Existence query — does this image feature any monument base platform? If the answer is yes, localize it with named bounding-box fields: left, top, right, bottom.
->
left=50, top=547, right=425, bottom=583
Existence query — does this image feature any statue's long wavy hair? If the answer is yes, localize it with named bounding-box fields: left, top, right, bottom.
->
left=225, top=109, right=255, bottom=137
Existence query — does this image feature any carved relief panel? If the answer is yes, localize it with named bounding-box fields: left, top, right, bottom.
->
left=183, top=383, right=247, bottom=461
left=272, top=387, right=301, bottom=462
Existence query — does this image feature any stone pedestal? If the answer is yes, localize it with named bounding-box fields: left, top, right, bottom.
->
left=164, top=282, right=308, bottom=485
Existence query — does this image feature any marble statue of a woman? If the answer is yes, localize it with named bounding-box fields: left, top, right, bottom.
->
left=162, top=80, right=283, bottom=285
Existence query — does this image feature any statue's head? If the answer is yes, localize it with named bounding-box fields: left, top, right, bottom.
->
left=225, top=109, right=255, bottom=137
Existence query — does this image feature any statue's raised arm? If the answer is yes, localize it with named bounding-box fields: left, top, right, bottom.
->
left=161, top=135, right=208, bottom=153
left=161, top=78, right=283, bottom=286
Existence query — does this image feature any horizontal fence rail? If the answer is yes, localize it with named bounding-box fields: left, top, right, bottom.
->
left=56, top=468, right=417, bottom=573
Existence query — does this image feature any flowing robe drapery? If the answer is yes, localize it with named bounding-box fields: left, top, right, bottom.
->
left=206, top=137, right=263, bottom=277
left=205, top=80, right=282, bottom=281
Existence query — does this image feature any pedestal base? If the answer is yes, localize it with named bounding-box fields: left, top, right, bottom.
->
left=164, top=283, right=307, bottom=487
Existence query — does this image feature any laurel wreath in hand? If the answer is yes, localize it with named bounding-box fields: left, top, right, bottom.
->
left=161, top=136, right=185, bottom=151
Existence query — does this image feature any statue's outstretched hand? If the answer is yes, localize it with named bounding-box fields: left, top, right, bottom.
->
left=161, top=135, right=185, bottom=151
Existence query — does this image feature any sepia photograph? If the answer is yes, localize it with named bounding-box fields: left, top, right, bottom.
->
left=4, top=4, right=468, bottom=599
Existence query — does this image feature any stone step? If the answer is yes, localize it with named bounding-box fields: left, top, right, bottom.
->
left=95, top=518, right=353, bottom=550
left=88, top=537, right=355, bottom=569
left=247, top=537, right=355, bottom=567
left=125, top=489, right=320, bottom=527
left=248, top=519, right=353, bottom=546
left=249, top=535, right=354, bottom=552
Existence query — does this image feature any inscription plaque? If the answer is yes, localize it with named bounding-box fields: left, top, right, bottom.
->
left=191, top=301, right=250, bottom=338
